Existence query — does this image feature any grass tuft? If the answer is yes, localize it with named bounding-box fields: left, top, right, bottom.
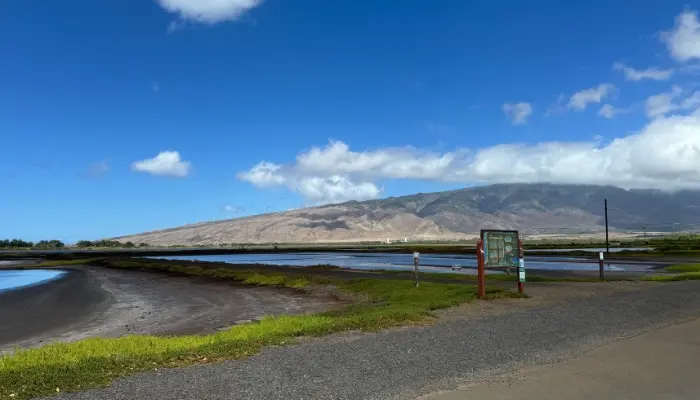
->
left=642, top=263, right=700, bottom=281
left=30, top=258, right=102, bottom=268
left=664, top=264, right=700, bottom=273
left=0, top=259, right=521, bottom=399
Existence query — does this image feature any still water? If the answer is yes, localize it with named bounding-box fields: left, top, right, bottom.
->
left=0, top=269, right=66, bottom=291
left=149, top=252, right=650, bottom=273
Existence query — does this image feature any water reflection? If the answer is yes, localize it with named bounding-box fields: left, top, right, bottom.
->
left=0, top=270, right=66, bottom=291
left=149, top=252, right=650, bottom=273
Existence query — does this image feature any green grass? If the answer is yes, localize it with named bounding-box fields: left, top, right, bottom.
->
left=373, top=269, right=604, bottom=283
left=0, top=260, right=520, bottom=400
left=664, top=264, right=700, bottom=273
left=641, top=263, right=700, bottom=281
left=30, top=258, right=102, bottom=268
left=641, top=272, right=700, bottom=281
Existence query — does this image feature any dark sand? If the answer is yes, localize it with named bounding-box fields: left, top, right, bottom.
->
left=0, top=266, right=341, bottom=352
left=0, top=269, right=111, bottom=350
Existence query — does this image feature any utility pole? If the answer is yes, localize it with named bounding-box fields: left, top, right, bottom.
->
left=604, top=198, right=609, bottom=254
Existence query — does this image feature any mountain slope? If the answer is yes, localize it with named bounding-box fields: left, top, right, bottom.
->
left=115, top=184, right=700, bottom=245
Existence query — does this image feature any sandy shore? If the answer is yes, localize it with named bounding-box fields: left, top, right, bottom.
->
left=0, top=266, right=341, bottom=353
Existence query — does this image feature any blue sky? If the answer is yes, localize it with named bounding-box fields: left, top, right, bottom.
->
left=3, top=0, right=700, bottom=242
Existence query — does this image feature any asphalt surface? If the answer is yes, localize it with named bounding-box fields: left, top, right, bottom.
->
left=423, top=316, right=700, bottom=400
left=52, top=280, right=700, bottom=400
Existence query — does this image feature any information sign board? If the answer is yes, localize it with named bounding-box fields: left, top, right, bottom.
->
left=480, top=230, right=520, bottom=268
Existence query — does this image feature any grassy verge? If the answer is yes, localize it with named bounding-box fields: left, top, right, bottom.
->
left=0, top=260, right=519, bottom=400
left=642, top=263, right=700, bottom=281
left=373, top=269, right=605, bottom=283
left=664, top=264, right=700, bottom=273
left=30, top=258, right=103, bottom=268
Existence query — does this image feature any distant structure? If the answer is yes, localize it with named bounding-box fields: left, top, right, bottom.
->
left=404, top=237, right=408, bottom=243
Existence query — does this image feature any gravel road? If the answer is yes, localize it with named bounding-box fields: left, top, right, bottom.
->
left=52, top=280, right=700, bottom=400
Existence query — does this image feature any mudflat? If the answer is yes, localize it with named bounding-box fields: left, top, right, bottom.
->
left=0, top=266, right=341, bottom=352
left=0, top=269, right=112, bottom=350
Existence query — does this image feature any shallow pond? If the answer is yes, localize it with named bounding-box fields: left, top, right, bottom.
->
left=0, top=269, right=66, bottom=291
left=148, top=252, right=651, bottom=273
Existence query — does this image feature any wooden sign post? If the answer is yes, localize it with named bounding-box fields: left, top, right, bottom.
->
left=413, top=251, right=420, bottom=288
left=480, top=229, right=525, bottom=297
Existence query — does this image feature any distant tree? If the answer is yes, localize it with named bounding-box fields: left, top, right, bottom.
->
left=76, top=240, right=93, bottom=248
left=0, top=239, right=34, bottom=248
left=33, top=240, right=65, bottom=249
left=123, top=241, right=135, bottom=248
left=138, top=242, right=149, bottom=248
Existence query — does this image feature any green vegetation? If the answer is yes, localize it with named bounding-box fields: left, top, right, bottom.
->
left=31, top=258, right=103, bottom=268
left=663, top=264, right=700, bottom=273
left=0, top=239, right=65, bottom=250
left=373, top=269, right=606, bottom=283
left=0, top=259, right=519, bottom=400
left=0, top=239, right=34, bottom=249
left=75, top=240, right=147, bottom=248
left=642, top=273, right=700, bottom=281
left=4, top=233, right=700, bottom=255
left=641, top=263, right=700, bottom=282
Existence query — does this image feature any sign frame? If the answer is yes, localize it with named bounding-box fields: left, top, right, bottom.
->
left=480, top=229, right=520, bottom=269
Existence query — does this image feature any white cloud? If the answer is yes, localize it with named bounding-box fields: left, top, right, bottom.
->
left=297, top=176, right=381, bottom=204
left=223, top=205, right=245, bottom=214
left=545, top=93, right=567, bottom=116
left=645, top=85, right=683, bottom=118
left=238, top=114, right=700, bottom=202
left=131, top=151, right=191, bottom=178
left=295, top=141, right=459, bottom=180
left=681, top=90, right=700, bottom=109
left=568, top=84, right=615, bottom=111
left=598, top=104, right=630, bottom=119
left=502, top=102, right=533, bottom=125
left=157, top=0, right=262, bottom=24
left=237, top=161, right=286, bottom=187
left=613, top=62, right=674, bottom=81
left=662, top=10, right=700, bottom=62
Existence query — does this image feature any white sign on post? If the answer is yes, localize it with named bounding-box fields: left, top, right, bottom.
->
left=599, top=251, right=604, bottom=261
left=518, top=258, right=526, bottom=282
left=413, top=252, right=420, bottom=260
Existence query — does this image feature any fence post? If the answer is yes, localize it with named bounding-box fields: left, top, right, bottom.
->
left=413, top=251, right=420, bottom=288
left=518, top=236, right=525, bottom=295
left=477, top=239, right=486, bottom=299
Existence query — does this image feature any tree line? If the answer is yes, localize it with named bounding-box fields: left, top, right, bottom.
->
left=74, top=240, right=149, bottom=248
left=0, top=239, right=150, bottom=249
left=0, top=239, right=65, bottom=249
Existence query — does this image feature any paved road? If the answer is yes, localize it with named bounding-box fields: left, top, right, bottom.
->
left=423, top=316, right=700, bottom=400
left=53, top=281, right=700, bottom=400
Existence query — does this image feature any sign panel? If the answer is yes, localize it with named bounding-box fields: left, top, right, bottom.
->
left=518, top=258, right=526, bottom=282
left=481, top=230, right=520, bottom=268
left=413, top=251, right=420, bottom=260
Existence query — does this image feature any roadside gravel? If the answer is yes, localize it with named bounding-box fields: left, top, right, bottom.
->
left=53, top=281, right=700, bottom=400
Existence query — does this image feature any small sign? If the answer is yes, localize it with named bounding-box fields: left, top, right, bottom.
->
left=413, top=252, right=420, bottom=260
left=518, top=258, right=526, bottom=282
left=599, top=251, right=604, bottom=261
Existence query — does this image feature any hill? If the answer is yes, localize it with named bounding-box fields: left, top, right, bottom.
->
left=114, top=183, right=700, bottom=245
